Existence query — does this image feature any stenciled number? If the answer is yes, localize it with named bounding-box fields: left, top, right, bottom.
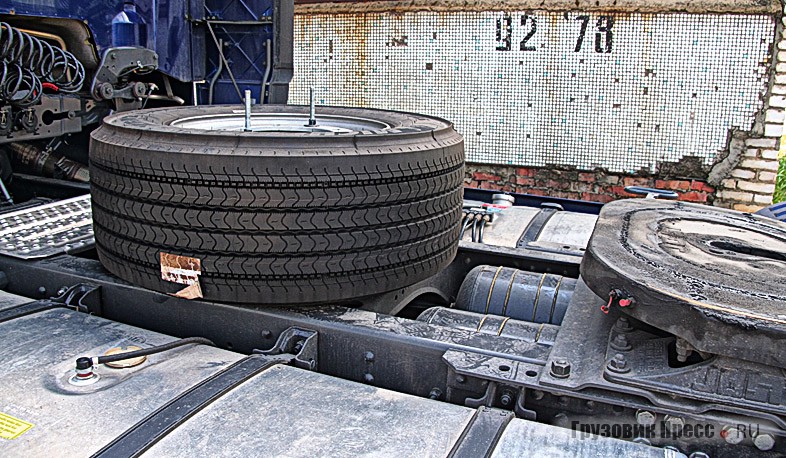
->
left=574, top=15, right=589, bottom=52
left=520, top=15, right=537, bottom=51
left=495, top=13, right=614, bottom=53
left=574, top=14, right=614, bottom=53
left=496, top=14, right=537, bottom=52
left=496, top=15, right=512, bottom=51
left=595, top=15, right=614, bottom=53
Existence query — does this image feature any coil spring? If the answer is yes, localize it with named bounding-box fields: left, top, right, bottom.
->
left=0, top=22, right=84, bottom=106
left=0, top=60, right=41, bottom=107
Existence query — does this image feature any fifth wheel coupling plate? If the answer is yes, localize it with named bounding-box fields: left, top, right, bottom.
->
left=580, top=199, right=786, bottom=368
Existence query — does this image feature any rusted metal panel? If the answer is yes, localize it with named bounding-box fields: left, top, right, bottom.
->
left=295, top=0, right=781, bottom=15
left=290, top=11, right=776, bottom=172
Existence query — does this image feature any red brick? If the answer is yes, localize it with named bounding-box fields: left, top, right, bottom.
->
left=526, top=189, right=547, bottom=196
left=581, top=192, right=614, bottom=203
left=658, top=179, right=691, bottom=191
left=473, top=172, right=501, bottom=182
left=623, top=177, right=651, bottom=187
left=611, top=186, right=627, bottom=196
left=690, top=180, right=715, bottom=193
left=480, top=181, right=503, bottom=190
left=516, top=168, right=536, bottom=177
left=596, top=194, right=615, bottom=203
left=572, top=181, right=594, bottom=193
left=600, top=175, right=621, bottom=185
left=578, top=172, right=596, bottom=183
left=679, top=191, right=708, bottom=203
left=555, top=191, right=580, bottom=200
left=516, top=176, right=535, bottom=186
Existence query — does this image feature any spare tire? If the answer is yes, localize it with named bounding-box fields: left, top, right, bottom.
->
left=89, top=105, right=465, bottom=304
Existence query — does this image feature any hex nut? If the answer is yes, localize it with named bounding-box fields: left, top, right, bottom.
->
left=753, top=432, right=775, bottom=451
left=550, top=359, right=571, bottom=378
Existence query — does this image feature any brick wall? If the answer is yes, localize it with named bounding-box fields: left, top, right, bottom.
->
left=711, top=15, right=786, bottom=212
left=714, top=136, right=780, bottom=211
left=465, top=165, right=715, bottom=204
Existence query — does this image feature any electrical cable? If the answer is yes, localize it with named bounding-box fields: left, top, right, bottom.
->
left=0, top=23, right=84, bottom=94
left=77, top=337, right=215, bottom=368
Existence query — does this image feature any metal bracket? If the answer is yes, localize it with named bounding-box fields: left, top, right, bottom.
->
left=254, top=326, right=318, bottom=371
left=52, top=283, right=102, bottom=315
left=91, top=47, right=158, bottom=111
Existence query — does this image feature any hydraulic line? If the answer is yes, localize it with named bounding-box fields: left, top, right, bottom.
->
left=458, top=214, right=473, bottom=240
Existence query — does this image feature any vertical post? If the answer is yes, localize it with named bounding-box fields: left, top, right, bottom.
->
left=308, top=86, right=316, bottom=126
left=244, top=89, right=252, bottom=131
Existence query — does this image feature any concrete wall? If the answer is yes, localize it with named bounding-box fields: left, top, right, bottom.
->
left=293, top=1, right=784, bottom=208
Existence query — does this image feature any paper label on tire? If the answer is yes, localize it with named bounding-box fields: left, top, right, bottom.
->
left=160, top=252, right=201, bottom=285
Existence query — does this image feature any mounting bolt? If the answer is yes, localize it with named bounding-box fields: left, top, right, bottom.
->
left=428, top=388, right=442, bottom=400
left=688, top=452, right=710, bottom=458
left=364, top=351, right=375, bottom=362
left=721, top=425, right=745, bottom=445
left=585, top=400, right=595, bottom=410
left=293, top=340, right=304, bottom=354
left=260, top=330, right=272, bottom=339
left=307, top=86, right=317, bottom=127
left=37, top=286, right=46, bottom=296
left=606, top=353, right=630, bottom=373
left=499, top=392, right=513, bottom=406
left=610, top=333, right=632, bottom=351
left=531, top=390, right=544, bottom=401
left=614, top=316, right=633, bottom=333
left=455, top=374, right=466, bottom=384
left=363, top=373, right=374, bottom=384
left=635, top=410, right=656, bottom=426
left=553, top=412, right=570, bottom=428
left=753, top=432, right=776, bottom=451
left=549, top=359, right=571, bottom=378
left=664, top=415, right=685, bottom=432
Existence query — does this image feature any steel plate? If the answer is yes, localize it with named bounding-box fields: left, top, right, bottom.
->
left=581, top=199, right=786, bottom=367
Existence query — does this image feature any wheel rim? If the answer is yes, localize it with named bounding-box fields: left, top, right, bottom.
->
left=170, top=113, right=390, bottom=134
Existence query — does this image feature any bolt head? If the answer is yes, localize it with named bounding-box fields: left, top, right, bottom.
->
left=753, top=432, right=776, bottom=451
left=550, top=359, right=571, bottom=378
left=363, top=373, right=374, bottom=383
left=364, top=351, right=375, bottom=362
left=664, top=415, right=685, bottom=431
left=635, top=410, right=656, bottom=426
left=688, top=453, right=710, bottom=458
left=607, top=353, right=630, bottom=373
left=610, top=333, right=632, bottom=351
left=721, top=425, right=745, bottom=445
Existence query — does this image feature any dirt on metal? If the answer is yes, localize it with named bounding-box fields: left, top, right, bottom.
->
left=296, top=0, right=780, bottom=15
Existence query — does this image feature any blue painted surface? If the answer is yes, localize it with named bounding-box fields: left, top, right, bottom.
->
left=0, top=0, right=275, bottom=102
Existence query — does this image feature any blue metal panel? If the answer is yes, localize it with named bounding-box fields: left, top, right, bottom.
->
left=0, top=0, right=206, bottom=82
left=202, top=0, right=274, bottom=104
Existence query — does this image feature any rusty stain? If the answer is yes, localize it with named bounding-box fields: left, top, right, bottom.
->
left=295, top=0, right=779, bottom=16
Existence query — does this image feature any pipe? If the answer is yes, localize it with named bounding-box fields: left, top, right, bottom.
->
left=260, top=38, right=272, bottom=104
left=207, top=38, right=224, bottom=105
